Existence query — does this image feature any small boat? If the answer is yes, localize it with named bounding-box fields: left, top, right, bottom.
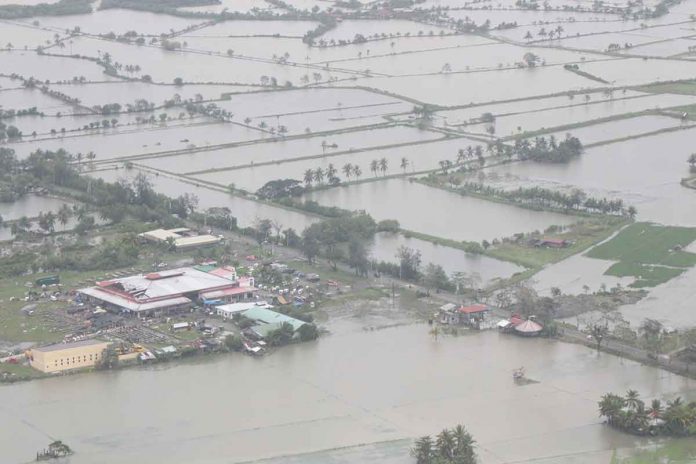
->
left=513, top=367, right=525, bottom=380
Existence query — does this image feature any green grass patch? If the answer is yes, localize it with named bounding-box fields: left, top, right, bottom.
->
left=605, top=262, right=685, bottom=288
left=637, top=80, right=696, bottom=96
left=0, top=363, right=45, bottom=382
left=586, top=222, right=696, bottom=287
left=587, top=223, right=696, bottom=266
left=487, top=217, right=630, bottom=269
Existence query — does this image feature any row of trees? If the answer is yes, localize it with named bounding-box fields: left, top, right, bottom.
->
left=300, top=158, right=397, bottom=188
left=451, top=182, right=634, bottom=216
left=599, top=390, right=696, bottom=436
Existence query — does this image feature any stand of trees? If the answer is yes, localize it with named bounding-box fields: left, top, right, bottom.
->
left=100, top=0, right=220, bottom=14
left=411, top=425, right=477, bottom=464
left=513, top=134, right=583, bottom=163
left=0, top=0, right=93, bottom=19
left=599, top=390, right=696, bottom=437
left=452, top=183, right=633, bottom=216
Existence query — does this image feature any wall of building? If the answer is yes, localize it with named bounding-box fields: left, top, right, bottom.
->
left=30, top=342, right=110, bottom=373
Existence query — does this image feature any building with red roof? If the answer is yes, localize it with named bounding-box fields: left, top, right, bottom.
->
left=78, top=266, right=256, bottom=316
left=439, top=303, right=490, bottom=326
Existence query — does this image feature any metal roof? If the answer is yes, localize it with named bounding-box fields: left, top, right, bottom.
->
left=34, top=339, right=109, bottom=353
left=242, top=307, right=306, bottom=331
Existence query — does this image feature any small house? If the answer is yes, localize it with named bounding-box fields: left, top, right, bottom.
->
left=439, top=304, right=489, bottom=326
left=457, top=304, right=490, bottom=326
left=438, top=303, right=458, bottom=324
left=534, top=238, right=571, bottom=249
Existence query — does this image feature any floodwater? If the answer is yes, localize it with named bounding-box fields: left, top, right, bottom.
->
left=306, top=178, right=577, bottom=242
left=480, top=94, right=694, bottom=137
left=87, top=167, right=318, bottom=231
left=189, top=136, right=480, bottom=192
left=3, top=51, right=118, bottom=83
left=369, top=232, right=524, bottom=284
left=535, top=115, right=686, bottom=146
left=359, top=66, right=605, bottom=107
left=0, top=194, right=72, bottom=221
left=140, top=125, right=440, bottom=174
left=0, top=324, right=694, bottom=464
left=484, top=128, right=696, bottom=226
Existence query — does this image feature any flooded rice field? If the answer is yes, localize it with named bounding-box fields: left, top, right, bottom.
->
left=474, top=93, right=695, bottom=137
left=483, top=128, right=696, bottom=226
left=0, top=21, right=64, bottom=50
left=3, top=51, right=119, bottom=82
left=534, top=115, right=686, bottom=146
left=7, top=120, right=263, bottom=160
left=0, top=324, right=694, bottom=464
left=360, top=66, right=605, bottom=106
left=189, top=137, right=482, bottom=192
left=305, top=178, right=577, bottom=242
left=370, top=232, right=525, bottom=284
left=11, top=10, right=204, bottom=36
left=50, top=81, right=252, bottom=108
left=139, top=125, right=439, bottom=173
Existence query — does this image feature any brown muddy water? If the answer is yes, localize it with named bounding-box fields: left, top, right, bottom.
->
left=0, top=322, right=693, bottom=464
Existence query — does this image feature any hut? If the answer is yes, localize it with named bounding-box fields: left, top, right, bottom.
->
left=514, top=319, right=544, bottom=337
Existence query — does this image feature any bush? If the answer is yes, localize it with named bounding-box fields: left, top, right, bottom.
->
left=224, top=334, right=244, bottom=351
left=377, top=219, right=400, bottom=233
left=298, top=323, right=319, bottom=341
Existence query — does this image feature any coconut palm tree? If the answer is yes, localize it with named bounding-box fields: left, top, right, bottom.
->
left=648, top=399, right=663, bottom=420
left=313, top=167, right=325, bottom=184
left=370, top=159, right=379, bottom=177
left=352, top=165, right=362, bottom=179
left=625, top=390, right=643, bottom=411
left=452, top=425, right=475, bottom=461
left=326, top=163, right=337, bottom=180
left=410, top=435, right=434, bottom=464
left=342, top=163, right=353, bottom=179
left=400, top=157, right=409, bottom=173
left=379, top=157, right=388, bottom=175
left=599, top=393, right=626, bottom=425
left=303, top=169, right=314, bottom=186
left=435, top=429, right=455, bottom=461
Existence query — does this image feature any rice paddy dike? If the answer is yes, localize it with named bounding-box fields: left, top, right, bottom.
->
left=2, top=0, right=696, bottom=462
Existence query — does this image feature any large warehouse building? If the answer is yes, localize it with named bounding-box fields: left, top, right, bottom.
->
left=29, top=339, right=111, bottom=373
left=78, top=266, right=256, bottom=316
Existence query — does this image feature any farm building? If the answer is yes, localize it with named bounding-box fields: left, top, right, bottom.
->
left=78, top=266, right=256, bottom=316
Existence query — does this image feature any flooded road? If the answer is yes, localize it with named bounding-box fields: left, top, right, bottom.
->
left=1, top=323, right=693, bottom=464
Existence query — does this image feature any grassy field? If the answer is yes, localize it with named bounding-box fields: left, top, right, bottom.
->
left=638, top=80, right=696, bottom=95
left=586, top=223, right=696, bottom=287
left=487, top=217, right=630, bottom=269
